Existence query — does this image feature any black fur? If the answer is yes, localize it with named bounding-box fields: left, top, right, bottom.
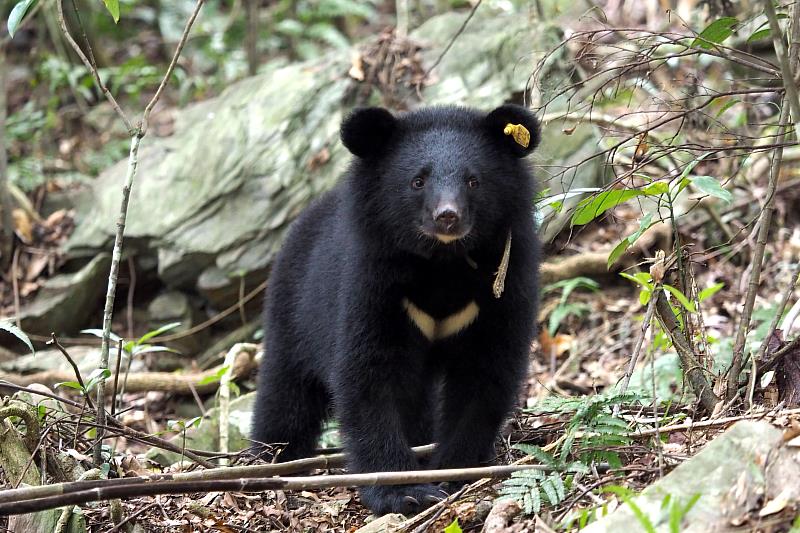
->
left=252, top=104, right=541, bottom=515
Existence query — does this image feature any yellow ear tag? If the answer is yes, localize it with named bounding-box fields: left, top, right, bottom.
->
left=503, top=123, right=530, bottom=148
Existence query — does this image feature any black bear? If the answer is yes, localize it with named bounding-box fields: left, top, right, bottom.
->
left=252, top=104, right=541, bottom=515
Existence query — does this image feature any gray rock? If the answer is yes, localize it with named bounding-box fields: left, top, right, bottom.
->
left=582, top=420, right=800, bottom=532
left=62, top=8, right=604, bottom=314
left=16, top=254, right=110, bottom=336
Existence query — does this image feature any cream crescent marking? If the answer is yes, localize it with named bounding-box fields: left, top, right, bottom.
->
left=403, top=298, right=480, bottom=341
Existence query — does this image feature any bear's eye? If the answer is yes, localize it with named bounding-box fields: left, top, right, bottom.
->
left=411, top=177, right=426, bottom=189
left=468, top=177, right=480, bottom=188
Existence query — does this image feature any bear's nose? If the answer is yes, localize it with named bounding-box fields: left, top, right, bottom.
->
left=435, top=209, right=459, bottom=226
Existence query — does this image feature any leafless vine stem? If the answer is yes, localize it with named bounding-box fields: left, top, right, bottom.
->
left=727, top=98, right=791, bottom=403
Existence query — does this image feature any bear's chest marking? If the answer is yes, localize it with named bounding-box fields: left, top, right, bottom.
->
left=402, top=298, right=479, bottom=341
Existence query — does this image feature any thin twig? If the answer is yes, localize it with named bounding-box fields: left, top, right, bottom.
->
left=765, top=0, right=800, bottom=138
left=140, top=0, right=207, bottom=134
left=613, top=284, right=659, bottom=416
left=628, top=407, right=800, bottom=438
left=759, top=335, right=800, bottom=375
left=47, top=333, right=94, bottom=410
left=0, top=464, right=545, bottom=515
left=55, top=0, right=134, bottom=133
left=422, top=0, right=482, bottom=79
left=755, top=261, right=800, bottom=362
left=727, top=100, right=791, bottom=403
left=111, top=339, right=123, bottom=417
left=105, top=502, right=157, bottom=533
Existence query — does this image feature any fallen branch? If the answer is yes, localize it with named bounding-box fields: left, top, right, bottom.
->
left=627, top=407, right=800, bottom=438
left=0, top=345, right=257, bottom=394
left=0, top=443, right=437, bottom=506
left=0, top=464, right=546, bottom=516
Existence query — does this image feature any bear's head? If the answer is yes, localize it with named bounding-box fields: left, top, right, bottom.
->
left=341, top=104, right=540, bottom=256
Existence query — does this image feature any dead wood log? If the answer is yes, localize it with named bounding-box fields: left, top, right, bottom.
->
left=0, top=345, right=257, bottom=395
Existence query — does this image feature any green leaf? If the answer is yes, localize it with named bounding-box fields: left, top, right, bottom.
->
left=692, top=17, right=738, bottom=49
left=689, top=175, right=732, bottom=204
left=102, top=0, right=120, bottom=23
left=198, top=365, right=229, bottom=386
left=137, top=322, right=181, bottom=344
left=571, top=189, right=645, bottom=226
left=444, top=519, right=462, bottom=533
left=54, top=381, right=84, bottom=391
left=643, top=182, right=669, bottom=196
left=620, top=272, right=653, bottom=289
left=698, top=282, right=724, bottom=302
left=663, top=285, right=697, bottom=313
left=602, top=486, right=656, bottom=533
left=131, top=344, right=178, bottom=356
left=747, top=28, right=771, bottom=42
left=714, top=97, right=741, bottom=118
left=0, top=320, right=34, bottom=354
left=8, top=0, right=36, bottom=38
left=608, top=213, right=655, bottom=268
left=84, top=368, right=112, bottom=393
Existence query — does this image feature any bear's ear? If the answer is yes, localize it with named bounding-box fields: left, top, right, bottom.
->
left=483, top=104, right=541, bottom=158
left=340, top=107, right=397, bottom=158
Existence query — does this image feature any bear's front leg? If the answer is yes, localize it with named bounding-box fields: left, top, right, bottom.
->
left=434, top=337, right=530, bottom=474
left=334, top=342, right=444, bottom=515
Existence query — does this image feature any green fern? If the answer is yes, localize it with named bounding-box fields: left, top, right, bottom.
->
left=503, top=392, right=643, bottom=514
left=499, top=443, right=589, bottom=515
left=530, top=392, right=640, bottom=466
left=500, top=470, right=569, bottom=514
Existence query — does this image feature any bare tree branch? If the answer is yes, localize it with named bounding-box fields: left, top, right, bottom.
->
left=55, top=0, right=134, bottom=133
left=0, top=464, right=545, bottom=515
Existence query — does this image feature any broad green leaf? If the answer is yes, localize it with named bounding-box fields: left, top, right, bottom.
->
left=689, top=175, right=732, bottom=203
left=571, top=189, right=644, bottom=226
left=663, top=285, right=697, bottom=313
left=698, top=282, right=724, bottom=302
left=137, top=322, right=181, bottom=344
left=692, top=17, right=738, bottom=49
left=747, top=14, right=788, bottom=43
left=643, top=182, right=669, bottom=196
left=620, top=272, right=653, bottom=289
left=608, top=214, right=655, bottom=268
left=102, top=0, right=120, bottom=23
left=8, top=0, right=35, bottom=39
left=639, top=290, right=651, bottom=306
left=747, top=28, right=771, bottom=42
left=0, top=320, right=34, bottom=354
left=54, top=381, right=84, bottom=391
left=676, top=153, right=712, bottom=194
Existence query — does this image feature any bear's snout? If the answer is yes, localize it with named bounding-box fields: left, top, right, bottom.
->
left=434, top=206, right=459, bottom=229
